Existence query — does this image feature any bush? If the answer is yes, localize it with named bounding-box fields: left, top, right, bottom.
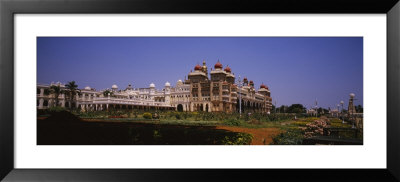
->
left=224, top=118, right=241, bottom=126
left=304, top=117, right=329, bottom=138
left=48, top=106, right=66, bottom=113
left=143, top=112, right=152, bottom=119
left=248, top=118, right=261, bottom=125
left=43, top=110, right=81, bottom=123
left=271, top=129, right=304, bottom=145
left=221, top=133, right=253, bottom=145
left=175, top=113, right=181, bottom=120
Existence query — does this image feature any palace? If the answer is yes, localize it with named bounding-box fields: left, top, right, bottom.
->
left=37, top=61, right=272, bottom=113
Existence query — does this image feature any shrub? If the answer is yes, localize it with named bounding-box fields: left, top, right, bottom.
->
left=48, top=106, right=66, bottom=113
left=221, top=133, right=253, bottom=145
left=224, top=118, right=241, bottom=126
left=304, top=117, right=329, bottom=138
left=271, top=129, right=304, bottom=145
left=248, top=118, right=261, bottom=125
left=175, top=112, right=181, bottom=120
left=143, top=112, right=152, bottom=119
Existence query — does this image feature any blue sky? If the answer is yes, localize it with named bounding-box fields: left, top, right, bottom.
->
left=37, top=37, right=363, bottom=109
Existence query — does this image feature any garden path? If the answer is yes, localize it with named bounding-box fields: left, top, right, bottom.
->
left=215, top=126, right=281, bottom=145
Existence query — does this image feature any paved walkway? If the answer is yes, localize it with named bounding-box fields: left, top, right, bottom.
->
left=215, top=126, right=281, bottom=145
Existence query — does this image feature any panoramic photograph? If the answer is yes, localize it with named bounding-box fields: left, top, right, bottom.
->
left=37, top=37, right=363, bottom=145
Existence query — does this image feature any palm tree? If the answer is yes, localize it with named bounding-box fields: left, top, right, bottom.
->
left=49, top=84, right=62, bottom=107
left=103, top=89, right=114, bottom=97
left=65, top=81, right=79, bottom=109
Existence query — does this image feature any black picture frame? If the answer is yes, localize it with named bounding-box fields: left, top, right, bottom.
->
left=1, top=0, right=399, bottom=181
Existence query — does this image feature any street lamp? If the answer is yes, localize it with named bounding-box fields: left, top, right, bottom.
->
left=340, top=100, right=344, bottom=123
left=337, top=104, right=340, bottom=118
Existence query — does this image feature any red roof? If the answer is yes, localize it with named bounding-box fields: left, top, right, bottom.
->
left=214, top=61, right=223, bottom=69
left=260, top=83, right=269, bottom=90
left=224, top=65, right=231, bottom=72
left=260, top=83, right=267, bottom=89
left=194, top=64, right=202, bottom=70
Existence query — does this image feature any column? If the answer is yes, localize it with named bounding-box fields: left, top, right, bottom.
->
left=75, top=93, right=79, bottom=108
left=40, top=88, right=44, bottom=96
left=39, top=98, right=44, bottom=109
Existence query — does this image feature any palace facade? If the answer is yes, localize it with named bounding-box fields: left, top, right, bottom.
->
left=37, top=61, right=272, bottom=113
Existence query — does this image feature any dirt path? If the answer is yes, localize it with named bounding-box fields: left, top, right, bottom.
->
left=215, top=126, right=281, bottom=145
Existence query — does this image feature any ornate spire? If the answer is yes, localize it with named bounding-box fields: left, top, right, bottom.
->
left=202, top=60, right=208, bottom=75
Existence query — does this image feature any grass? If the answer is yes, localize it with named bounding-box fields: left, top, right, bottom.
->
left=38, top=108, right=362, bottom=144
left=329, top=118, right=352, bottom=128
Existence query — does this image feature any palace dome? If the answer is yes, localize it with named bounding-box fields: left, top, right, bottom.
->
left=149, top=83, right=155, bottom=88
left=165, top=82, right=171, bottom=87
left=260, top=83, right=268, bottom=90
left=111, top=84, right=118, bottom=89
left=214, top=61, right=223, bottom=69
left=243, top=77, right=248, bottom=81
left=84, top=86, right=91, bottom=90
left=194, top=64, right=202, bottom=71
left=249, top=80, right=254, bottom=84
left=350, top=93, right=355, bottom=97
left=224, top=65, right=231, bottom=73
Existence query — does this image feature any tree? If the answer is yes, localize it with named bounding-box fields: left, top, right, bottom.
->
left=43, top=88, right=50, bottom=95
left=287, top=104, right=306, bottom=113
left=355, top=105, right=363, bottom=113
left=271, top=104, right=276, bottom=113
left=49, top=84, right=63, bottom=107
left=317, top=107, right=329, bottom=114
left=278, top=105, right=288, bottom=113
left=65, top=81, right=79, bottom=109
left=103, top=89, right=114, bottom=97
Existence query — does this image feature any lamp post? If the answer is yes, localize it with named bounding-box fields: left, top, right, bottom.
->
left=337, top=104, right=340, bottom=118
left=340, top=100, right=344, bottom=123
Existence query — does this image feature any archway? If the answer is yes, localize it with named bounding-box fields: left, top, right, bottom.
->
left=177, top=104, right=183, bottom=112
left=206, top=104, right=209, bottom=112
left=43, top=100, right=48, bottom=107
